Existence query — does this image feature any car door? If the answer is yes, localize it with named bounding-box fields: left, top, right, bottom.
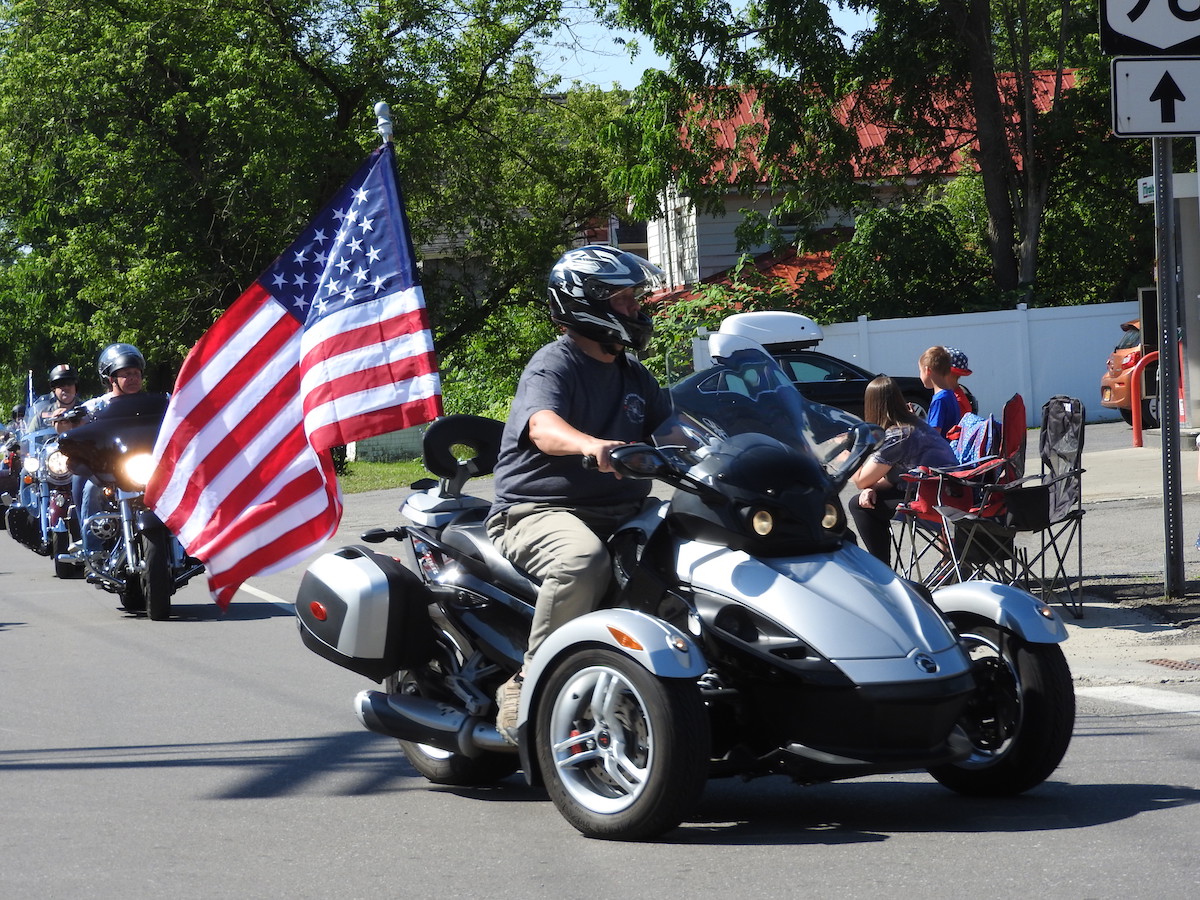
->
left=774, top=352, right=870, bottom=416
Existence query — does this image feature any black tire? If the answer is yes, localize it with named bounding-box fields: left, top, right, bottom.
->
left=386, top=648, right=519, bottom=787
left=51, top=531, right=82, bottom=579
left=1141, top=397, right=1160, bottom=429
left=117, top=542, right=146, bottom=612
left=929, top=624, right=1075, bottom=796
left=534, top=648, right=709, bottom=841
left=1120, top=400, right=1160, bottom=428
left=141, top=529, right=173, bottom=621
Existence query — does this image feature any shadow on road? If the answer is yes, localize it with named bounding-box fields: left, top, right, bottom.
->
left=659, top=776, right=1200, bottom=845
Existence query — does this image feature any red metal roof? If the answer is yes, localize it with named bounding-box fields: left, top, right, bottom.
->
left=650, top=245, right=834, bottom=306
left=686, top=70, right=1077, bottom=181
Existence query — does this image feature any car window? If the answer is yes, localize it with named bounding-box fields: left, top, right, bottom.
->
left=779, top=355, right=856, bottom=383
left=1115, top=327, right=1141, bottom=351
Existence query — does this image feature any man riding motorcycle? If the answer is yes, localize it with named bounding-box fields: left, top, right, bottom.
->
left=28, top=364, right=84, bottom=431
left=76, top=344, right=147, bottom=562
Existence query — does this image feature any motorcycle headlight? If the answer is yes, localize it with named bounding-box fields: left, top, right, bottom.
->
left=47, top=450, right=71, bottom=478
left=821, top=503, right=840, bottom=530
left=23, top=456, right=39, bottom=474
left=750, top=509, right=774, bottom=536
left=122, top=452, right=156, bottom=488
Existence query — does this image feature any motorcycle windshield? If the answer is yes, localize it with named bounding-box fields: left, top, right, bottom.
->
left=58, top=393, right=170, bottom=477
left=664, top=337, right=872, bottom=482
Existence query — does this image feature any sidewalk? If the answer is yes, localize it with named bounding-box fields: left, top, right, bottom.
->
left=1081, top=444, right=1198, bottom=504
left=1066, top=433, right=1200, bottom=684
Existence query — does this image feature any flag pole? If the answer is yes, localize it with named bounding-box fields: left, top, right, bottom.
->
left=375, top=101, right=393, bottom=146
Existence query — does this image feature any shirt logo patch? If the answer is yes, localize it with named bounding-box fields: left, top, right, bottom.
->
left=623, top=392, right=646, bottom=425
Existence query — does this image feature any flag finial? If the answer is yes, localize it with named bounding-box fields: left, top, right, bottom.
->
left=375, top=101, right=393, bottom=144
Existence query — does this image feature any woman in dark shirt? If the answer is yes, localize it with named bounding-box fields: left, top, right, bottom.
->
left=848, top=375, right=958, bottom=564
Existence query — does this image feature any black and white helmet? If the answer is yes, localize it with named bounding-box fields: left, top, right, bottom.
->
left=547, top=245, right=663, bottom=352
left=97, top=343, right=145, bottom=381
left=48, top=364, right=78, bottom=387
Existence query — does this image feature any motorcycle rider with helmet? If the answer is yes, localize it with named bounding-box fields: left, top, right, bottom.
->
left=84, top=343, right=146, bottom=417
left=75, top=343, right=148, bottom=561
left=29, top=364, right=84, bottom=430
left=4, top=403, right=26, bottom=436
left=484, top=244, right=671, bottom=744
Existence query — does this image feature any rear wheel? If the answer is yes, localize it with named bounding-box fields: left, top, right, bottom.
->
left=141, top=529, right=173, bottom=621
left=929, top=624, right=1075, bottom=795
left=534, top=648, right=709, bottom=840
left=386, top=642, right=519, bottom=786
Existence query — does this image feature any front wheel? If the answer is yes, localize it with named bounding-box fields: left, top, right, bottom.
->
left=141, top=529, right=173, bottom=621
left=51, top=530, right=82, bottom=579
left=535, top=648, right=710, bottom=841
left=929, top=625, right=1075, bottom=796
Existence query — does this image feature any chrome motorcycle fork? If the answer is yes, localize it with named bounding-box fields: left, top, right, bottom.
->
left=117, top=489, right=145, bottom=574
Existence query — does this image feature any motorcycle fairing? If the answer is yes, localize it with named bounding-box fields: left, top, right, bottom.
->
left=930, top=581, right=1068, bottom=643
left=675, top=539, right=970, bottom=681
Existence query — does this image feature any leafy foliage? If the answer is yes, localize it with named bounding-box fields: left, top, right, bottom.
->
left=607, top=0, right=1149, bottom=308
left=0, top=0, right=627, bottom=409
left=830, top=204, right=989, bottom=317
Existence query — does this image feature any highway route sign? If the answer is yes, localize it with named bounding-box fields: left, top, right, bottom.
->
left=1101, top=0, right=1200, bottom=55
left=1111, top=57, right=1200, bottom=136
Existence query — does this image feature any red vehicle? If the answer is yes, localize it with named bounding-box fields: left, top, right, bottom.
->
left=1101, top=319, right=1160, bottom=427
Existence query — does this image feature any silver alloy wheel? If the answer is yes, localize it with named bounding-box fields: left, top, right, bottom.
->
left=546, top=665, right=654, bottom=814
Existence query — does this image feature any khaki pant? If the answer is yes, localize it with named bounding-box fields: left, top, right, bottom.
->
left=486, top=500, right=643, bottom=665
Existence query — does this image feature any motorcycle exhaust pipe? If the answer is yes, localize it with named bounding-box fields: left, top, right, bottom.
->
left=355, top=690, right=512, bottom=756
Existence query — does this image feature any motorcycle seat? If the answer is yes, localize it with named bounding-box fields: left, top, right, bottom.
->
left=440, top=521, right=540, bottom=600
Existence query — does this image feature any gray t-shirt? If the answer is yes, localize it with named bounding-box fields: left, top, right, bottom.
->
left=871, top=420, right=958, bottom=475
left=490, top=335, right=672, bottom=517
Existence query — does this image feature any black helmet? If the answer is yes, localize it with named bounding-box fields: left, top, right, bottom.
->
left=97, top=343, right=145, bottom=381
left=547, top=245, right=663, bottom=352
left=12, top=403, right=26, bottom=420
left=48, top=364, right=78, bottom=387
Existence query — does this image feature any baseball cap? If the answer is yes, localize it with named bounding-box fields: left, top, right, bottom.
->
left=946, top=347, right=971, bottom=376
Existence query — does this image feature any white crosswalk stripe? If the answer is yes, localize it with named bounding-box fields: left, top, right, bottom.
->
left=1077, top=685, right=1200, bottom=715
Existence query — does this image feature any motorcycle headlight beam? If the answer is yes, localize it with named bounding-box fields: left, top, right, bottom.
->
left=122, top=452, right=157, bottom=488
left=47, top=450, right=71, bottom=478
left=23, top=456, right=39, bottom=474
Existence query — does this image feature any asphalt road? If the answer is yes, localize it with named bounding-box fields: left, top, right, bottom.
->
left=3, top=547, right=1200, bottom=898
left=4, top=417, right=1200, bottom=896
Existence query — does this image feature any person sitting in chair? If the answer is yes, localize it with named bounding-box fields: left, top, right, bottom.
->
left=849, top=375, right=958, bottom=565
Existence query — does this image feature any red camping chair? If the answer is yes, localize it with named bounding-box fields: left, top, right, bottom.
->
left=925, top=395, right=1086, bottom=619
left=891, top=395, right=1026, bottom=588
left=942, top=396, right=1086, bottom=617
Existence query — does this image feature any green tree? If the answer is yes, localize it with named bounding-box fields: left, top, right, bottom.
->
left=0, top=0, right=627, bottom=411
left=830, top=204, right=989, bottom=316
left=607, top=0, right=1135, bottom=306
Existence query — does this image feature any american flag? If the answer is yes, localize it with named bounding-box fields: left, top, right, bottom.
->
left=146, top=143, right=442, bottom=607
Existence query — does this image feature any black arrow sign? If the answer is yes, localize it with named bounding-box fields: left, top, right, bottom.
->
left=1150, top=71, right=1186, bottom=122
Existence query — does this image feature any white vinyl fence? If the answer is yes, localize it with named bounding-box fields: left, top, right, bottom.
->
left=813, top=301, right=1137, bottom=427
left=353, top=300, right=1139, bottom=460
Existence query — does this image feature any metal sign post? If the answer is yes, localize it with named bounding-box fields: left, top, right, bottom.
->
left=1154, top=138, right=1186, bottom=597
left=1103, top=2, right=1196, bottom=597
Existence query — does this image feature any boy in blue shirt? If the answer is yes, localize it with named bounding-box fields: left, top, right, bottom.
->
left=920, top=346, right=959, bottom=438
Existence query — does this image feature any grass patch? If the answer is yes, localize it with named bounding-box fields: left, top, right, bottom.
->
left=338, top=458, right=431, bottom=494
